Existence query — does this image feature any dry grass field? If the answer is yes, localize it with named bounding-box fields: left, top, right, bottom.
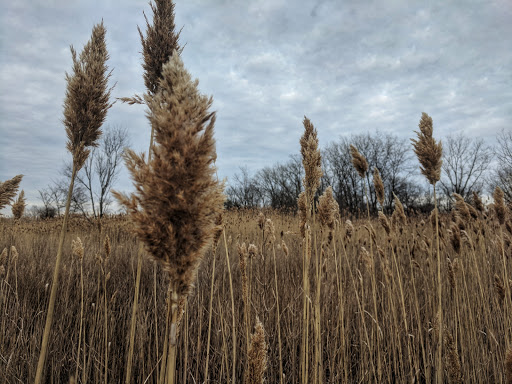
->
left=1, top=205, right=511, bottom=383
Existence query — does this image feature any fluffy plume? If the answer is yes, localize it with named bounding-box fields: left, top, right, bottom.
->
left=300, top=117, right=322, bottom=211
left=444, top=329, right=462, bottom=384
left=64, top=21, right=114, bottom=169
left=297, top=191, right=307, bottom=238
left=391, top=193, right=407, bottom=231
left=238, top=242, right=249, bottom=308
left=345, top=219, right=354, bottom=239
left=114, top=52, right=225, bottom=297
left=350, top=145, right=368, bottom=178
left=11, top=190, right=26, bottom=219
left=318, top=186, right=339, bottom=245
left=453, top=193, right=471, bottom=223
left=373, top=167, right=385, bottom=207
left=72, top=237, right=84, bottom=261
left=411, top=112, right=442, bottom=185
left=449, top=221, right=461, bottom=255
left=244, top=317, right=267, bottom=384
left=472, top=191, right=485, bottom=213
left=0, top=175, right=23, bottom=211
left=318, top=186, right=339, bottom=231
left=494, top=186, right=507, bottom=225
left=138, top=0, right=181, bottom=96
left=378, top=211, right=391, bottom=236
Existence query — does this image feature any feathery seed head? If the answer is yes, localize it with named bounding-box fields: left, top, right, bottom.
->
left=378, top=211, right=391, bottom=236
left=317, top=186, right=339, bottom=230
left=453, top=193, right=471, bottom=222
left=10, top=246, right=18, bottom=262
left=104, top=235, right=111, bottom=259
left=297, top=191, right=307, bottom=238
left=472, top=191, right=484, bottom=213
left=248, top=243, right=258, bottom=259
left=411, top=112, right=442, bottom=185
left=0, top=175, right=23, bottom=211
left=391, top=193, right=407, bottom=231
left=64, top=22, right=114, bottom=167
left=245, top=317, right=267, bottom=384
left=494, top=186, right=506, bottom=225
left=113, top=52, right=225, bottom=297
left=300, top=116, right=322, bottom=209
left=373, top=167, right=385, bottom=207
left=72, top=237, right=84, bottom=260
left=350, top=145, right=368, bottom=178
left=139, top=0, right=181, bottom=96
left=11, top=190, right=26, bottom=219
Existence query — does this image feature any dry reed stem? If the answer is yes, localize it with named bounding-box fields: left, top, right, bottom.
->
left=36, top=22, right=112, bottom=384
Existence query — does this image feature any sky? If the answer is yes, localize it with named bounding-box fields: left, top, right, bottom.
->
left=1, top=0, right=511, bottom=212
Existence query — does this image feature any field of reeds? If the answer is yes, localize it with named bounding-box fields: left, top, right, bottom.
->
left=1, top=1, right=512, bottom=383
left=1, top=202, right=512, bottom=383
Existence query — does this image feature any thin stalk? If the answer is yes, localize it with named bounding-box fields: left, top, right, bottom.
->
left=204, top=246, right=218, bottom=382
left=75, top=258, right=84, bottom=381
left=159, top=291, right=171, bottom=384
left=35, top=161, right=77, bottom=384
left=166, top=285, right=179, bottom=384
left=434, top=184, right=443, bottom=384
left=222, top=229, right=236, bottom=384
left=272, top=241, right=284, bottom=384
left=125, top=245, right=144, bottom=384
left=126, top=124, right=155, bottom=384
left=364, top=181, right=381, bottom=381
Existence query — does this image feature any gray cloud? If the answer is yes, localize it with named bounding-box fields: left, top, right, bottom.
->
left=1, top=0, right=511, bottom=212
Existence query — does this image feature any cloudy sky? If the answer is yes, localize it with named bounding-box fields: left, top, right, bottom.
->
left=1, top=0, right=511, bottom=211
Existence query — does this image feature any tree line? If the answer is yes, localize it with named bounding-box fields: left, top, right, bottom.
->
left=29, top=126, right=510, bottom=219
left=226, top=129, right=511, bottom=215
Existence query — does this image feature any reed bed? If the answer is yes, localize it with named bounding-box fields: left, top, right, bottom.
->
left=1, top=201, right=511, bottom=383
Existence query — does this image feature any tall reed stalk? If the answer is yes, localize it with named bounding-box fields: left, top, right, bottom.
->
left=114, top=51, right=224, bottom=384
left=35, top=22, right=113, bottom=384
left=411, top=112, right=443, bottom=383
left=121, top=2, right=181, bottom=382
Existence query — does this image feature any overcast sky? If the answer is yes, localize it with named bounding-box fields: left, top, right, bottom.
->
left=1, top=0, right=511, bottom=212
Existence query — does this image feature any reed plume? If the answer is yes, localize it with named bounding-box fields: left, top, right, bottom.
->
left=244, top=317, right=267, bottom=384
left=114, top=52, right=223, bottom=383
left=350, top=145, right=368, bottom=178
left=453, top=193, right=471, bottom=222
left=11, top=190, right=26, bottom=219
left=0, top=175, right=23, bottom=211
left=494, top=186, right=507, bottom=225
left=373, top=167, right=385, bottom=208
left=444, top=330, right=462, bottom=384
left=36, top=22, right=113, bottom=384
left=391, top=193, right=407, bottom=231
left=300, top=116, right=322, bottom=214
left=411, top=112, right=443, bottom=383
left=318, top=186, right=339, bottom=245
left=139, top=0, right=181, bottom=97
left=114, top=52, right=224, bottom=296
left=64, top=22, right=113, bottom=169
left=411, top=112, right=442, bottom=185
left=472, top=191, right=485, bottom=213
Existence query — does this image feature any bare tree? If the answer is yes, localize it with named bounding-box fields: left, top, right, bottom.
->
left=439, top=133, right=493, bottom=202
left=490, top=129, right=512, bottom=203
left=63, top=125, right=129, bottom=219
left=226, top=166, right=262, bottom=208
